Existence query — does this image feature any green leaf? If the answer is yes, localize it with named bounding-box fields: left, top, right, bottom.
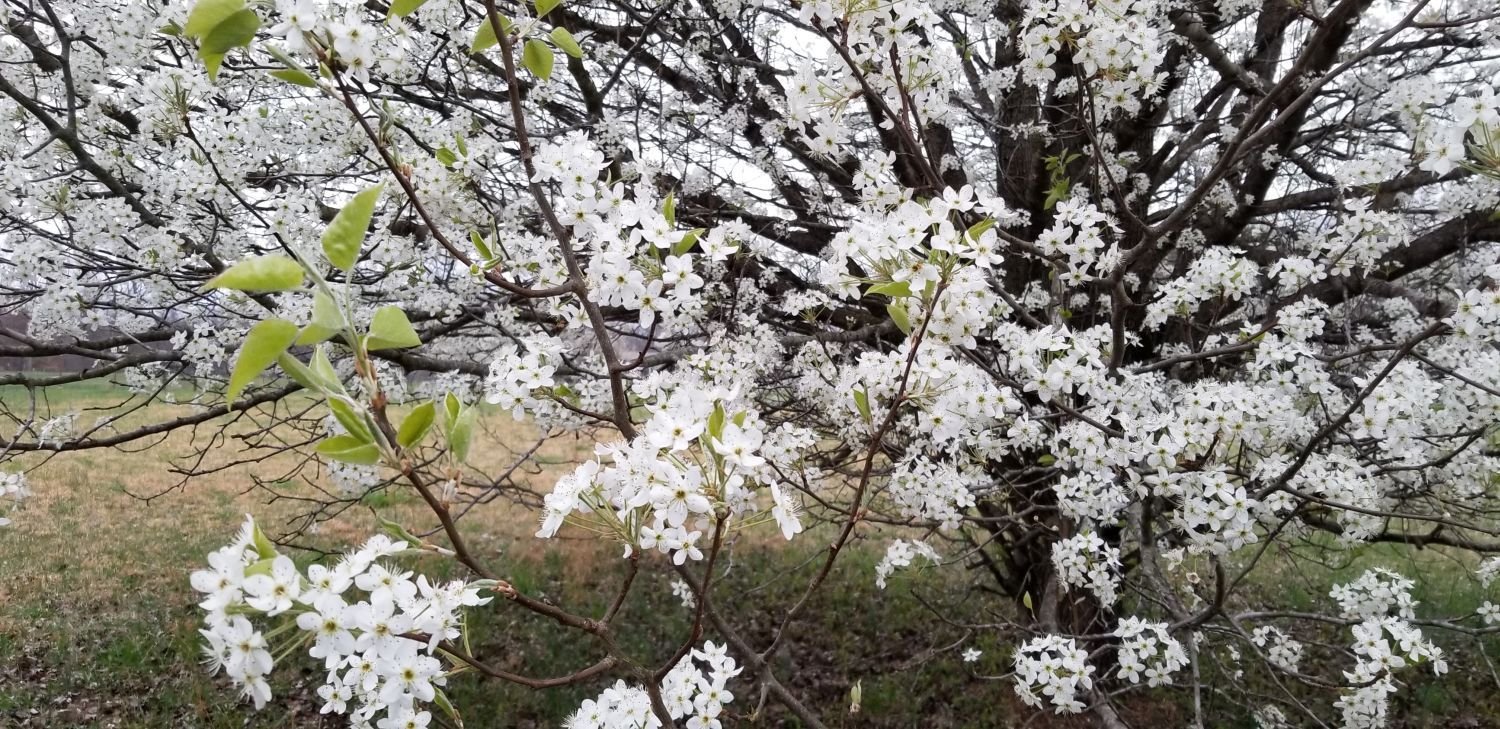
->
left=243, top=557, right=276, bottom=578
left=469, top=231, right=493, bottom=261
left=1037, top=454, right=1056, bottom=466
left=200, top=8, right=259, bottom=54
left=966, top=217, right=995, bottom=241
left=708, top=402, right=726, bottom=440
left=432, top=688, right=463, bottom=729
left=250, top=522, right=278, bottom=559
left=310, top=345, right=341, bottom=391
left=204, top=255, right=304, bottom=293
left=454, top=133, right=468, bottom=157
left=328, top=398, right=374, bottom=443
left=367, top=306, right=422, bottom=350
left=202, top=52, right=226, bottom=82
left=661, top=192, right=676, bottom=226
left=317, top=434, right=381, bottom=465
left=887, top=302, right=912, bottom=335
left=269, top=68, right=317, bottom=87
left=549, top=26, right=583, bottom=58
left=388, top=0, right=430, bottom=17
left=444, top=393, right=462, bottom=431
left=853, top=388, right=871, bottom=424
left=322, top=184, right=383, bottom=271
left=397, top=400, right=437, bottom=449
left=534, top=0, right=562, bottom=17
left=671, top=228, right=703, bottom=257
left=448, top=407, right=476, bottom=462
left=277, top=353, right=323, bottom=392
left=522, top=38, right=554, bottom=81
left=263, top=43, right=301, bottom=68
left=184, top=0, right=244, bottom=39
left=470, top=16, right=507, bottom=54
left=297, top=290, right=344, bottom=345
left=1043, top=180, right=1069, bottom=211
left=227, top=318, right=298, bottom=404
left=378, top=515, right=425, bottom=548
left=435, top=146, right=457, bottom=167
left=867, top=280, right=911, bottom=299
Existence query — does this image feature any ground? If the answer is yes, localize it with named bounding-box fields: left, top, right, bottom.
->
left=0, top=381, right=1497, bottom=728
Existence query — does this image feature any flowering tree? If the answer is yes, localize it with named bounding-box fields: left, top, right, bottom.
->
left=3, top=0, right=1500, bottom=725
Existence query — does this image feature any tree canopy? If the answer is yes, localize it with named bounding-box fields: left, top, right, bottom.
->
left=2, top=0, right=1500, bottom=725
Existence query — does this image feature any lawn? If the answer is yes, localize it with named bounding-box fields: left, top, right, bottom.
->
left=1, top=382, right=1497, bottom=728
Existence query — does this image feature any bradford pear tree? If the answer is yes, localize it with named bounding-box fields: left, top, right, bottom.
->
left=2, top=0, right=1500, bottom=726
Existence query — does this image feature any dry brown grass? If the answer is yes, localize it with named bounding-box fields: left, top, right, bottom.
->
left=0, top=390, right=600, bottom=630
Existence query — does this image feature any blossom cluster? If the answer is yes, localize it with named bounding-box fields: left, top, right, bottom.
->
left=1013, top=634, right=1095, bottom=714
left=263, top=0, right=411, bottom=82
left=1051, top=531, right=1123, bottom=606
left=1113, top=618, right=1187, bottom=686
left=532, top=384, right=807, bottom=560
left=1017, top=0, right=1169, bottom=115
left=1414, top=87, right=1498, bottom=175
left=1329, top=570, right=1447, bottom=728
left=874, top=539, right=941, bottom=590
left=1250, top=626, right=1304, bottom=673
left=565, top=641, right=740, bottom=729
left=191, top=517, right=490, bottom=727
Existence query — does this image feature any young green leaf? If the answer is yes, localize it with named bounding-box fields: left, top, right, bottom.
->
left=310, top=345, right=341, bottom=391
left=662, top=192, right=676, bottom=225
left=367, top=306, right=422, bottom=350
left=469, top=231, right=493, bottom=261
left=397, top=400, right=437, bottom=449
left=327, top=398, right=374, bottom=443
left=534, top=0, right=562, bottom=17
left=447, top=406, right=476, bottom=462
left=435, top=146, right=457, bottom=167
left=199, top=8, right=259, bottom=54
left=853, top=388, right=872, bottom=424
left=378, top=515, right=426, bottom=548
left=470, top=16, right=507, bottom=54
left=550, top=26, right=583, bottom=58
left=204, top=255, right=305, bottom=293
left=227, top=318, right=298, bottom=405
left=388, top=0, right=430, bottom=17
left=276, top=353, right=327, bottom=393
left=431, top=688, right=463, bottom=729
left=522, top=39, right=554, bottom=80
left=316, top=434, right=381, bottom=465
left=444, top=392, right=462, bottom=431
left=708, top=402, right=726, bottom=440
left=887, top=302, right=912, bottom=335
left=250, top=520, right=278, bottom=559
left=671, top=228, right=703, bottom=257
left=296, top=290, right=344, bottom=345
left=184, top=0, right=245, bottom=39
left=269, top=68, right=317, bottom=87
left=322, top=184, right=383, bottom=271
left=867, top=280, right=911, bottom=299
left=200, top=52, right=225, bottom=81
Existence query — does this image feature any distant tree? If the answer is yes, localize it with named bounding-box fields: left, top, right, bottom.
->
left=2, top=0, right=1499, bottom=725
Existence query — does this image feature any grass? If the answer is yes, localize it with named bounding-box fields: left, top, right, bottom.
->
left=2, top=381, right=1500, bottom=728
